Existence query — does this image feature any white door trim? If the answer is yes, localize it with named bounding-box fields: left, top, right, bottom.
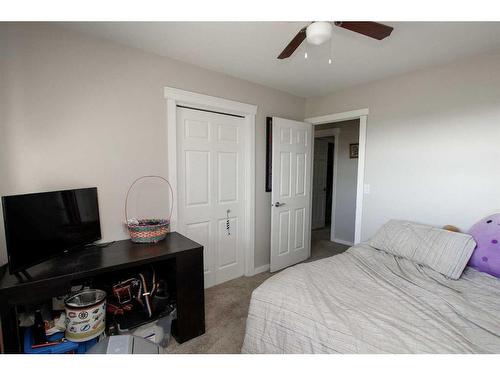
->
left=164, top=87, right=257, bottom=277
left=305, top=109, right=368, bottom=244
left=314, top=128, right=340, bottom=242
left=305, top=108, right=369, bottom=124
left=313, top=127, right=339, bottom=138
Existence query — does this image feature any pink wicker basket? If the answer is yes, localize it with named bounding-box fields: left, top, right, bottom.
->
left=125, top=175, right=174, bottom=243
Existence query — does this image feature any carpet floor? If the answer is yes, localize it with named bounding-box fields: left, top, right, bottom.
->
left=165, top=227, right=348, bottom=354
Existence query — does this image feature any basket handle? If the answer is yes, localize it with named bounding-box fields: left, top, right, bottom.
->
left=125, top=175, right=174, bottom=223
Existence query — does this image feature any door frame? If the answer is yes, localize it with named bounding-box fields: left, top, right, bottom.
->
left=164, top=87, right=257, bottom=277
left=313, top=128, right=340, bottom=241
left=305, top=108, right=368, bottom=244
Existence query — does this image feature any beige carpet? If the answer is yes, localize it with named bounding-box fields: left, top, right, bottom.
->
left=165, top=227, right=348, bottom=354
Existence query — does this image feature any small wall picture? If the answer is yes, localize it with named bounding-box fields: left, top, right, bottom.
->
left=349, top=143, right=359, bottom=159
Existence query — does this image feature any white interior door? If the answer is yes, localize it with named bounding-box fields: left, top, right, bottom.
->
left=176, top=106, right=245, bottom=288
left=312, top=139, right=328, bottom=230
left=270, top=117, right=312, bottom=272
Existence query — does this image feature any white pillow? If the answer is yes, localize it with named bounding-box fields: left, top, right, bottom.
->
left=368, top=220, right=476, bottom=280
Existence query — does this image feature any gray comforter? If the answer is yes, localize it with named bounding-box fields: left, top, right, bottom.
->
left=242, top=244, right=500, bottom=353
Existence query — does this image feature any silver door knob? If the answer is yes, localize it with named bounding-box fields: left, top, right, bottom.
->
left=273, top=202, right=285, bottom=207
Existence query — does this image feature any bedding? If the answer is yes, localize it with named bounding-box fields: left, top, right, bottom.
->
left=368, top=220, right=476, bottom=279
left=242, top=243, right=500, bottom=353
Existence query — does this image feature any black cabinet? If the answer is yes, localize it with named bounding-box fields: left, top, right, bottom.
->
left=0, top=232, right=205, bottom=353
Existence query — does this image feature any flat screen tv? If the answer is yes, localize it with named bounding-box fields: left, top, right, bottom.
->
left=2, top=187, right=101, bottom=274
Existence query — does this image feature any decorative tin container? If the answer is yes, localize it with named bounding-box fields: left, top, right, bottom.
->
left=65, top=289, right=106, bottom=342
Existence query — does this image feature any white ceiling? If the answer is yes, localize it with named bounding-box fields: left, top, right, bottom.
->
left=60, top=22, right=500, bottom=98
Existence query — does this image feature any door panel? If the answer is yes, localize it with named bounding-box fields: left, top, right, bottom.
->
left=177, top=107, right=245, bottom=287
left=294, top=208, right=305, bottom=249
left=185, top=119, right=210, bottom=140
left=218, top=124, right=239, bottom=143
left=296, top=153, right=306, bottom=196
left=218, top=152, right=238, bottom=203
left=270, top=117, right=312, bottom=272
left=185, top=151, right=210, bottom=206
left=278, top=210, right=291, bottom=255
left=279, top=152, right=292, bottom=197
left=184, top=221, right=212, bottom=274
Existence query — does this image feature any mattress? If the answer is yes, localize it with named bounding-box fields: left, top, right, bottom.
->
left=242, top=244, right=500, bottom=353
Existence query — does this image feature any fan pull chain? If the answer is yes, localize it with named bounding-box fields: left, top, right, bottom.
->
left=226, top=209, right=231, bottom=236
left=328, top=29, right=334, bottom=65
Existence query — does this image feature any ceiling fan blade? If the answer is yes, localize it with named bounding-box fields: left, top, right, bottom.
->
left=334, top=22, right=393, bottom=40
left=277, top=26, right=307, bottom=59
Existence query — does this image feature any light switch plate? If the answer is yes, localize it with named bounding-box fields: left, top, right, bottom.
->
left=364, top=184, right=370, bottom=194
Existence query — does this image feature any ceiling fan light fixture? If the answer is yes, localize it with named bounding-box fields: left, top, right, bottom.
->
left=306, top=22, right=332, bottom=46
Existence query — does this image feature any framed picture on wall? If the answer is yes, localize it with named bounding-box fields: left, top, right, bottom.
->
left=265, top=117, right=273, bottom=192
left=349, top=143, right=359, bottom=159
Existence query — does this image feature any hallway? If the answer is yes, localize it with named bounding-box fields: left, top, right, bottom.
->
left=309, top=226, right=350, bottom=261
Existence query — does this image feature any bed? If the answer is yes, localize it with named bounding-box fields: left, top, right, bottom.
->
left=242, top=221, right=500, bottom=353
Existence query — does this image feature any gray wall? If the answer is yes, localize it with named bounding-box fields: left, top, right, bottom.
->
left=306, top=50, right=500, bottom=240
left=334, top=123, right=359, bottom=244
left=0, top=23, right=305, bottom=268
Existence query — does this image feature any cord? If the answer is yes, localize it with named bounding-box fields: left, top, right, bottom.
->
left=95, top=241, right=116, bottom=248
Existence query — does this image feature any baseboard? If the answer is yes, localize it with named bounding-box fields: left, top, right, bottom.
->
left=332, top=238, right=354, bottom=247
left=252, top=263, right=270, bottom=275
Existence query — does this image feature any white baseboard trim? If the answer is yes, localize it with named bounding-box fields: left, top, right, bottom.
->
left=332, top=238, right=354, bottom=247
left=252, top=264, right=270, bottom=275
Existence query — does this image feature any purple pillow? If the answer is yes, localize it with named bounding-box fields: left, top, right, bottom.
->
left=468, top=213, right=500, bottom=277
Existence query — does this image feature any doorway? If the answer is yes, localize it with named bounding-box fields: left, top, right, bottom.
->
left=306, top=109, right=368, bottom=245
left=312, top=120, right=360, bottom=250
left=268, top=109, right=367, bottom=272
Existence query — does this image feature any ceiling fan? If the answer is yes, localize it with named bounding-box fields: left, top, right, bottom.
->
left=277, top=21, right=393, bottom=59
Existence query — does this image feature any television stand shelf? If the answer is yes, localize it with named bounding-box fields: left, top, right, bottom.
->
left=0, top=232, right=205, bottom=354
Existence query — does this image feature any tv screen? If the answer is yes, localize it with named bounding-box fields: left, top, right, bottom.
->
left=2, top=187, right=101, bottom=274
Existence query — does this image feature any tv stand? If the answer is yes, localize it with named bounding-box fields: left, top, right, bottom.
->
left=0, top=232, right=205, bottom=354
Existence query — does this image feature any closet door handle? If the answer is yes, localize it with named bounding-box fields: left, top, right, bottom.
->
left=273, top=202, right=285, bottom=207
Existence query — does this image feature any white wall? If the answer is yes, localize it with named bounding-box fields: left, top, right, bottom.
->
left=0, top=23, right=305, bottom=268
left=334, top=123, right=359, bottom=244
left=306, top=51, right=500, bottom=240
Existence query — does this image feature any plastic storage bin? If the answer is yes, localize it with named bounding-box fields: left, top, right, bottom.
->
left=23, top=328, right=98, bottom=354
left=117, top=308, right=175, bottom=347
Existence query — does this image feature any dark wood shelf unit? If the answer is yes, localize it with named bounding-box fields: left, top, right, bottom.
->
left=0, top=232, right=205, bottom=353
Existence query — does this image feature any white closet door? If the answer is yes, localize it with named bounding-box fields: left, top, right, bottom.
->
left=177, top=107, right=245, bottom=288
left=270, top=117, right=312, bottom=272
